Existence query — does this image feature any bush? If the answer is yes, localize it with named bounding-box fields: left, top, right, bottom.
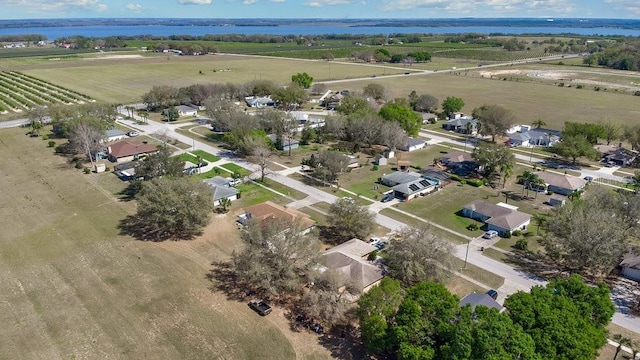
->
left=504, top=231, right=512, bottom=238
left=368, top=250, right=378, bottom=261
left=459, top=179, right=467, bottom=185
left=75, top=162, right=83, bottom=169
left=467, top=223, right=479, bottom=231
left=514, top=238, right=529, bottom=251
left=372, top=165, right=379, bottom=171
left=83, top=167, right=91, bottom=174
left=47, top=141, right=56, bottom=148
left=634, top=91, right=640, bottom=96
left=41, top=134, right=49, bottom=140
left=576, top=84, right=584, bottom=89
left=512, top=230, right=522, bottom=237
left=449, top=174, right=462, bottom=182
left=466, top=178, right=485, bottom=187
left=105, top=166, right=111, bottom=172
left=54, top=145, right=64, bottom=153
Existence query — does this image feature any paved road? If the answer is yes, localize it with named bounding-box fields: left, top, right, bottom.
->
left=0, top=118, right=29, bottom=129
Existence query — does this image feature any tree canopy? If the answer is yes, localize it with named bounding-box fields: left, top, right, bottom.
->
left=379, top=102, right=422, bottom=137
left=134, top=147, right=185, bottom=181
left=472, top=104, right=516, bottom=142
left=441, top=96, right=465, bottom=115
left=552, top=134, right=597, bottom=164
left=327, top=198, right=376, bottom=242
left=471, top=141, right=516, bottom=178
left=291, top=72, right=313, bottom=88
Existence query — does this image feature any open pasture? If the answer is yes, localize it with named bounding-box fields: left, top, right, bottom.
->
left=0, top=127, right=330, bottom=359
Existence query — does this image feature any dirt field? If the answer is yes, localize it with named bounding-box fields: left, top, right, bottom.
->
left=0, top=127, right=331, bottom=359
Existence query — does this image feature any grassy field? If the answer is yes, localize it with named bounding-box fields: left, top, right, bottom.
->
left=0, top=127, right=336, bottom=359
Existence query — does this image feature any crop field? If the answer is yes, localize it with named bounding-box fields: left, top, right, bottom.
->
left=0, top=127, right=331, bottom=359
left=0, top=71, right=93, bottom=113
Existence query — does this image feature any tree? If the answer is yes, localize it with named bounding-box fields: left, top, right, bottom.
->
left=311, top=150, right=349, bottom=183
left=412, top=94, right=439, bottom=113
left=472, top=104, right=516, bottom=143
left=327, top=198, right=376, bottom=242
left=552, top=135, right=597, bottom=164
left=379, top=102, right=422, bottom=137
left=336, top=96, right=372, bottom=115
left=441, top=96, right=464, bottom=115
left=500, top=160, right=514, bottom=188
left=517, top=170, right=542, bottom=198
left=231, top=218, right=321, bottom=298
left=602, top=119, right=623, bottom=145
left=563, top=121, right=606, bottom=145
left=532, top=213, right=548, bottom=236
left=380, top=121, right=409, bottom=151
left=358, top=278, right=406, bottom=354
left=612, top=334, right=633, bottom=360
left=27, top=105, right=48, bottom=136
left=363, top=83, right=388, bottom=101
left=291, top=72, right=313, bottom=88
left=163, top=107, right=179, bottom=122
left=542, top=187, right=631, bottom=276
left=531, top=119, right=546, bottom=129
left=249, top=143, right=272, bottom=182
left=129, top=177, right=214, bottom=240
left=471, top=141, right=516, bottom=179
left=310, top=83, right=327, bottom=95
left=505, top=275, right=614, bottom=360
left=142, top=85, right=180, bottom=111
left=632, top=170, right=640, bottom=193
left=133, top=147, right=185, bottom=181
left=300, top=269, right=357, bottom=327
left=384, top=226, right=455, bottom=287
left=218, top=197, right=231, bottom=213
left=68, top=119, right=105, bottom=169
left=272, top=84, right=307, bottom=112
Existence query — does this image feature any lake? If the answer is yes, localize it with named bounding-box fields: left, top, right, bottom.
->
left=1, top=24, right=639, bottom=39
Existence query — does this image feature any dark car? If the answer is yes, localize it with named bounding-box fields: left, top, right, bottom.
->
left=486, top=289, right=498, bottom=300
left=248, top=299, right=272, bottom=316
left=381, top=193, right=394, bottom=203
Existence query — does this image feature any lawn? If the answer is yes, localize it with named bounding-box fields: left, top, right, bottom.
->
left=192, top=149, right=221, bottom=163
left=178, top=152, right=199, bottom=165
left=232, top=182, right=290, bottom=208
left=219, top=163, right=252, bottom=177
left=256, top=178, right=307, bottom=200
left=0, top=127, right=316, bottom=359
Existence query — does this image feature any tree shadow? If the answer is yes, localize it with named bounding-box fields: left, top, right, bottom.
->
left=118, top=215, right=200, bottom=242
left=117, top=181, right=142, bottom=202
left=316, top=325, right=366, bottom=360
left=205, top=261, right=253, bottom=302
left=496, top=251, right=563, bottom=283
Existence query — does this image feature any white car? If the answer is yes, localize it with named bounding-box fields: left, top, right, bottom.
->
left=368, top=237, right=381, bottom=246
left=128, top=131, right=140, bottom=137
left=482, top=230, right=499, bottom=239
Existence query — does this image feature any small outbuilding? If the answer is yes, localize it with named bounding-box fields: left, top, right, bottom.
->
left=620, top=253, right=640, bottom=282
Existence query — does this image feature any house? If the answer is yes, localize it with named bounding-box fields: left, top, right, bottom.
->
left=462, top=200, right=531, bottom=236
left=441, top=151, right=479, bottom=175
left=245, top=96, right=274, bottom=108
left=175, top=105, right=198, bottom=117
left=381, top=171, right=441, bottom=201
left=322, top=239, right=384, bottom=293
left=237, top=201, right=315, bottom=234
left=507, top=128, right=561, bottom=147
left=268, top=134, right=300, bottom=151
left=534, top=172, right=587, bottom=196
left=421, top=113, right=438, bottom=124
left=619, top=253, right=640, bottom=282
left=203, top=176, right=239, bottom=206
left=399, top=138, right=427, bottom=152
left=601, top=146, right=638, bottom=167
left=107, top=141, right=158, bottom=163
left=373, top=154, right=388, bottom=166
left=104, top=129, right=127, bottom=142
left=460, top=292, right=505, bottom=312
left=442, top=117, right=477, bottom=134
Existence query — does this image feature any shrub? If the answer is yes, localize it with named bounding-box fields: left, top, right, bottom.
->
left=576, top=84, right=584, bottom=89
left=75, top=162, right=83, bottom=169
left=41, top=134, right=49, bottom=140
left=459, top=179, right=467, bottom=185
left=514, top=238, right=529, bottom=251
left=449, top=174, right=462, bottom=182
left=54, top=145, right=64, bottom=153
left=372, top=165, right=379, bottom=171
left=47, top=141, right=56, bottom=148
left=634, top=91, right=640, bottom=96
left=504, top=231, right=512, bottom=238
left=368, top=250, right=378, bottom=261
left=467, top=223, right=479, bottom=231
left=105, top=166, right=111, bottom=172
left=512, top=230, right=522, bottom=237
left=547, top=190, right=554, bottom=195
left=466, top=178, right=485, bottom=187
left=83, top=167, right=91, bottom=174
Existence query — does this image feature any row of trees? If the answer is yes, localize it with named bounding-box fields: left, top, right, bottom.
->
left=358, top=275, right=615, bottom=360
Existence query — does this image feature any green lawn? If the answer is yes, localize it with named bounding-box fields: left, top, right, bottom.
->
left=178, top=152, right=199, bottom=165
left=219, top=163, right=251, bottom=177
left=191, top=149, right=221, bottom=162
left=256, top=178, right=307, bottom=200
left=379, top=208, right=469, bottom=244
left=453, top=259, right=505, bottom=290
left=297, top=206, right=328, bottom=226
left=232, top=182, right=289, bottom=208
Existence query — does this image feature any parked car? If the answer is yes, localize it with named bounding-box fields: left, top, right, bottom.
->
left=486, top=289, right=498, bottom=300
left=342, top=196, right=355, bottom=204
left=482, top=230, right=498, bottom=239
left=375, top=241, right=388, bottom=251
left=197, top=161, right=208, bottom=168
left=128, top=131, right=140, bottom=137
left=368, top=237, right=381, bottom=246
left=248, top=299, right=272, bottom=316
left=584, top=176, right=594, bottom=182
left=381, top=193, right=394, bottom=203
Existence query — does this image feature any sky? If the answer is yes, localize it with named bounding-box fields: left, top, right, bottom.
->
left=0, top=0, right=639, bottom=19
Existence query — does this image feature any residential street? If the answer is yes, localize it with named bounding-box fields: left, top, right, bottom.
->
left=113, top=110, right=640, bottom=335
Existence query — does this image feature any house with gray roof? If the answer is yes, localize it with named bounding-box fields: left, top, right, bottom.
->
left=104, top=129, right=127, bottom=142
left=399, top=138, right=427, bottom=152
left=442, top=117, right=478, bottom=134
left=462, top=200, right=531, bottom=236
left=620, top=252, right=640, bottom=282
left=381, top=171, right=422, bottom=187
left=381, top=171, right=441, bottom=201
left=203, top=176, right=239, bottom=206
left=175, top=105, right=198, bottom=117
left=460, top=292, right=505, bottom=312
left=322, top=239, right=384, bottom=294
left=507, top=128, right=561, bottom=147
left=534, top=171, right=587, bottom=196
left=245, top=96, right=274, bottom=108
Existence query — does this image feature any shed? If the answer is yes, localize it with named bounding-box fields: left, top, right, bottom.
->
left=620, top=253, right=640, bottom=282
left=373, top=154, right=388, bottom=166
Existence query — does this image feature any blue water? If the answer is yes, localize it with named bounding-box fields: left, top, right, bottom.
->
left=1, top=24, right=639, bottom=39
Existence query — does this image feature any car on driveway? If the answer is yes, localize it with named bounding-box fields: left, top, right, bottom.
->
left=486, top=289, right=498, bottom=300
left=584, top=176, right=594, bottom=183
left=128, top=131, right=140, bottom=137
left=342, top=196, right=355, bottom=204
left=482, top=230, right=498, bottom=239
left=368, top=237, right=381, bottom=246
left=381, top=193, right=394, bottom=203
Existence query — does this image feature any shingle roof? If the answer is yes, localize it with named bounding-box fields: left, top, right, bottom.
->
left=108, top=141, right=158, bottom=158
left=106, top=129, right=126, bottom=138
left=486, top=211, right=531, bottom=231
left=382, top=171, right=422, bottom=185
left=324, top=239, right=376, bottom=258
left=322, top=252, right=384, bottom=292
left=463, top=200, right=531, bottom=232
left=175, top=105, right=197, bottom=113
left=463, top=200, right=513, bottom=218
left=393, top=178, right=438, bottom=195
left=620, top=253, right=640, bottom=270
left=460, top=293, right=504, bottom=312
left=535, top=172, right=586, bottom=191
left=243, top=201, right=315, bottom=230
left=442, top=151, right=474, bottom=164
left=203, top=177, right=239, bottom=201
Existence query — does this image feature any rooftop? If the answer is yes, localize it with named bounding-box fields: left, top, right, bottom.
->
left=535, top=172, right=587, bottom=190
left=108, top=141, right=158, bottom=158
left=242, top=201, right=315, bottom=230
left=460, top=293, right=504, bottom=312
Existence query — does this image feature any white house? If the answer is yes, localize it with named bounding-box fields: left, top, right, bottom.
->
left=175, top=105, right=198, bottom=117
left=104, top=129, right=127, bottom=142
left=507, top=128, right=561, bottom=147
left=462, top=200, right=531, bottom=236
left=245, top=96, right=274, bottom=108
left=399, top=138, right=427, bottom=152
left=620, top=253, right=640, bottom=282
left=203, top=176, right=239, bottom=206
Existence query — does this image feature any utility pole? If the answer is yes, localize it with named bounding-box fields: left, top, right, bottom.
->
left=464, top=238, right=471, bottom=269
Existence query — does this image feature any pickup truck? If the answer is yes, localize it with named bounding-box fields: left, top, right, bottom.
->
left=249, top=299, right=272, bottom=316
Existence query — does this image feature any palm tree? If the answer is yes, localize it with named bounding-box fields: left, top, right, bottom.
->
left=632, top=171, right=640, bottom=193
left=464, top=121, right=473, bottom=152
left=474, top=122, right=482, bottom=148
left=219, top=198, right=232, bottom=213
left=500, top=161, right=513, bottom=189
left=517, top=170, right=539, bottom=198
left=532, top=119, right=546, bottom=129
left=532, top=213, right=548, bottom=235
left=612, top=334, right=633, bottom=360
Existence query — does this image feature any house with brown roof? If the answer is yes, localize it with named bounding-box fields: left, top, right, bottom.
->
left=237, top=201, right=315, bottom=234
left=534, top=172, right=587, bottom=196
left=462, top=200, right=531, bottom=236
left=107, top=140, right=158, bottom=163
left=322, top=239, right=384, bottom=294
left=620, top=252, right=640, bottom=282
